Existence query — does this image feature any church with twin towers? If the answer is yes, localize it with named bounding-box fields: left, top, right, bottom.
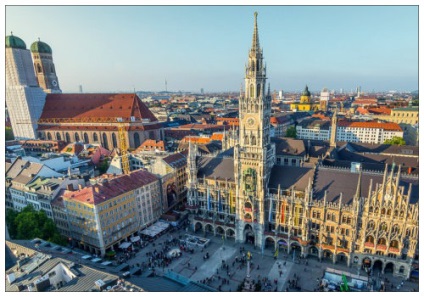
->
left=186, top=12, right=418, bottom=279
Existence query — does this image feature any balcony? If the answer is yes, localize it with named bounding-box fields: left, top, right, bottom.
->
left=364, top=242, right=374, bottom=248
left=389, top=247, right=400, bottom=253
left=376, top=244, right=387, bottom=251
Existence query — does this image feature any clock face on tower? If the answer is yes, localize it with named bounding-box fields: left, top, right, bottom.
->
left=52, top=80, right=58, bottom=87
left=247, top=117, right=255, bottom=127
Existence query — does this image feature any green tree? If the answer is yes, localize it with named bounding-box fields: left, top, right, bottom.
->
left=384, top=136, right=406, bottom=145
left=5, top=126, right=14, bottom=141
left=6, top=205, right=66, bottom=245
left=285, top=126, right=297, bottom=138
left=98, top=157, right=110, bottom=174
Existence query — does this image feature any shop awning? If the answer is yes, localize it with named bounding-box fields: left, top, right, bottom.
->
left=119, top=242, right=132, bottom=249
left=130, top=236, right=141, bottom=243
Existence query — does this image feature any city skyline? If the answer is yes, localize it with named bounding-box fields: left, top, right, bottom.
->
left=5, top=5, right=419, bottom=93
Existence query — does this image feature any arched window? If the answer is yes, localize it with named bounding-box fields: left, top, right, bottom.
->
left=406, top=228, right=411, bottom=237
left=36, top=63, right=42, bottom=73
left=112, top=133, right=117, bottom=148
left=47, top=132, right=52, bottom=140
left=252, top=61, right=255, bottom=71
left=377, top=238, right=386, bottom=245
left=386, top=209, right=392, bottom=216
left=250, top=84, right=254, bottom=98
left=381, top=208, right=386, bottom=215
left=367, top=221, right=375, bottom=230
left=245, top=135, right=249, bottom=145
left=394, top=210, right=398, bottom=217
left=257, top=84, right=261, bottom=97
left=51, top=65, right=55, bottom=73
left=65, top=132, right=70, bottom=143
left=369, top=206, right=373, bottom=213
left=390, top=240, right=398, bottom=248
left=83, top=133, right=89, bottom=143
left=365, top=235, right=374, bottom=244
left=256, top=60, right=260, bottom=71
left=56, top=132, right=61, bottom=141
left=93, top=133, right=98, bottom=142
left=133, top=132, right=140, bottom=148
left=102, top=133, right=109, bottom=149
left=251, top=135, right=256, bottom=145
left=379, top=223, right=387, bottom=232
left=74, top=133, right=80, bottom=142
left=374, top=207, right=379, bottom=214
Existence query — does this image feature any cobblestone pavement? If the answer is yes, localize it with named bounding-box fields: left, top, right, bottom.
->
left=64, top=228, right=419, bottom=292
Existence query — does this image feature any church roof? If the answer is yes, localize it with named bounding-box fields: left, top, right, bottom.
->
left=39, top=93, right=158, bottom=123
left=30, top=40, right=52, bottom=54
left=5, top=34, right=26, bottom=49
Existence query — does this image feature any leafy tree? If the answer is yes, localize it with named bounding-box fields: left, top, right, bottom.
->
left=285, top=126, right=297, bottom=138
left=98, top=157, right=110, bottom=174
left=6, top=205, right=66, bottom=245
left=5, top=126, right=14, bottom=141
left=384, top=136, right=406, bottom=145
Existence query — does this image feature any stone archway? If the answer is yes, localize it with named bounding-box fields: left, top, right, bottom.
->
left=226, top=228, right=235, bottom=238
left=278, top=239, right=288, bottom=253
left=373, top=259, right=383, bottom=273
left=244, top=224, right=255, bottom=245
left=265, top=237, right=276, bottom=250
left=308, top=246, right=319, bottom=257
left=194, top=222, right=203, bottom=233
left=290, top=241, right=302, bottom=257
left=384, top=262, right=395, bottom=275
left=216, top=226, right=225, bottom=237
left=205, top=224, right=214, bottom=235
left=322, top=250, right=333, bottom=262
left=336, top=252, right=348, bottom=265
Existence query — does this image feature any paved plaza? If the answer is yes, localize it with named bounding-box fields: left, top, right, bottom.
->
left=33, top=227, right=418, bottom=292
left=119, top=228, right=419, bottom=292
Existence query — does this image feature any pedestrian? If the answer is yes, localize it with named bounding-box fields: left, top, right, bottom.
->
left=279, top=271, right=282, bottom=277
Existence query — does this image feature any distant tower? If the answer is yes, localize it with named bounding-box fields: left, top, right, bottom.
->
left=30, top=38, right=61, bottom=93
left=201, top=88, right=204, bottom=94
left=356, top=86, right=361, bottom=98
left=79, top=85, right=83, bottom=93
left=278, top=90, right=283, bottom=100
left=6, top=33, right=46, bottom=139
left=330, top=108, right=338, bottom=147
left=320, top=87, right=330, bottom=112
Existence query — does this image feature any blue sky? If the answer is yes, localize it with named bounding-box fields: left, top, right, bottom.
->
left=5, top=5, right=418, bottom=93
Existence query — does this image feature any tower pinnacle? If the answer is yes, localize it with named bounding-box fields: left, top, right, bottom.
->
left=251, top=12, right=260, bottom=52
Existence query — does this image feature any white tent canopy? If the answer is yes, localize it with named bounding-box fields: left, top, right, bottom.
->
left=130, top=236, right=141, bottom=243
left=140, top=221, right=170, bottom=238
left=119, top=242, right=132, bottom=249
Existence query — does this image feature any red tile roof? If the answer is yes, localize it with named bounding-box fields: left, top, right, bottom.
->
left=136, top=139, right=166, bottom=151
left=338, top=121, right=402, bottom=131
left=182, top=136, right=212, bottom=144
left=62, top=169, right=158, bottom=205
left=368, top=107, right=392, bottom=115
left=39, top=93, right=158, bottom=123
left=162, top=152, right=187, bottom=169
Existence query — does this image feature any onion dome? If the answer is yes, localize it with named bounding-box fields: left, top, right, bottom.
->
left=302, top=85, right=311, bottom=97
left=5, top=33, right=26, bottom=49
left=30, top=39, right=52, bottom=54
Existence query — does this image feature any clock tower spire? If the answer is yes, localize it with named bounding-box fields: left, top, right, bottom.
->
left=234, top=12, right=275, bottom=249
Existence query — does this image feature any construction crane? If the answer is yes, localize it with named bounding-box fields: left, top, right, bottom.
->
left=117, top=122, right=130, bottom=175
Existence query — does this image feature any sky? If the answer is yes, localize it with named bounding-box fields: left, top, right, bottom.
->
left=5, top=4, right=419, bottom=93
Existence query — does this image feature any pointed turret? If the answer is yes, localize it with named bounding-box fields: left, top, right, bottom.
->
left=251, top=12, right=260, bottom=53
left=354, top=169, right=362, bottom=200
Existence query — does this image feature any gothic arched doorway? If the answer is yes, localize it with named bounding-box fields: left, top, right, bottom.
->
left=373, top=259, right=383, bottom=273
left=194, top=222, right=203, bottom=233
left=244, top=224, right=255, bottom=245
left=384, top=262, right=395, bottom=275
left=265, top=237, right=275, bottom=250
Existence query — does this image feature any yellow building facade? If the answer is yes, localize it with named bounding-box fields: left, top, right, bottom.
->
left=290, top=86, right=320, bottom=112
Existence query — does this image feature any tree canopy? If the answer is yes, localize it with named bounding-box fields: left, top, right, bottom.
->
left=285, top=126, right=297, bottom=138
left=6, top=205, right=67, bottom=245
left=384, top=136, right=406, bottom=145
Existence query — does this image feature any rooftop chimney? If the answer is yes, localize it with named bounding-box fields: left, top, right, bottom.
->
left=66, top=184, right=74, bottom=191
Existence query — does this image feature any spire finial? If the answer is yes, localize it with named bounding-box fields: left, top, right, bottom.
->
left=11, top=31, right=13, bottom=36
left=251, top=12, right=260, bottom=52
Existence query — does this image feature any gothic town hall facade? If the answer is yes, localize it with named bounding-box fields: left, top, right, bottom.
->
left=185, top=13, right=418, bottom=279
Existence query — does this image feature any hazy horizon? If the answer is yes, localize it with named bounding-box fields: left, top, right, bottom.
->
left=6, top=6, right=419, bottom=93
